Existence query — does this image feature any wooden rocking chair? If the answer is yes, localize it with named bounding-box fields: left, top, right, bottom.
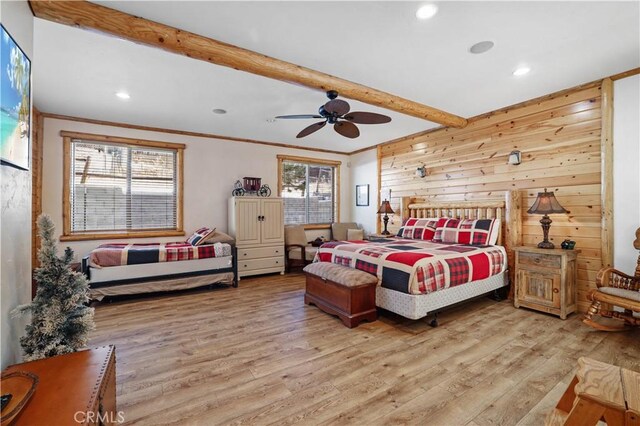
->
left=583, top=228, right=640, bottom=331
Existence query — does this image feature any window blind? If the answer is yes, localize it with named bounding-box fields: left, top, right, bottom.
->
left=281, top=161, right=335, bottom=225
left=70, top=139, right=178, bottom=233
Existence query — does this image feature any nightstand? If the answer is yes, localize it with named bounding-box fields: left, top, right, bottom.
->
left=367, top=233, right=394, bottom=241
left=513, top=246, right=580, bottom=319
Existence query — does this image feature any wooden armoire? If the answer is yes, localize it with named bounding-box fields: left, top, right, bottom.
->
left=228, top=197, right=285, bottom=279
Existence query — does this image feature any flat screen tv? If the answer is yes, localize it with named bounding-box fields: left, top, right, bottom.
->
left=1, top=24, right=31, bottom=170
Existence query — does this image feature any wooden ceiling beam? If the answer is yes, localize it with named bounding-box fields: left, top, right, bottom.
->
left=29, top=0, right=467, bottom=129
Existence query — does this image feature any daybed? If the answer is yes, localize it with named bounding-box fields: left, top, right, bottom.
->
left=314, top=191, right=522, bottom=320
left=82, top=229, right=238, bottom=300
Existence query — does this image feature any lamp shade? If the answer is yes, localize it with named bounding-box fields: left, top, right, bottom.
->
left=527, top=189, right=567, bottom=215
left=377, top=200, right=395, bottom=214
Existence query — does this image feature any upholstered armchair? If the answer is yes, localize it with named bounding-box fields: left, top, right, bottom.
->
left=284, top=222, right=363, bottom=272
left=284, top=225, right=318, bottom=272
left=583, top=228, right=640, bottom=331
left=330, top=222, right=362, bottom=241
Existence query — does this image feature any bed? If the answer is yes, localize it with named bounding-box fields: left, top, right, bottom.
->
left=82, top=241, right=238, bottom=300
left=315, top=191, right=522, bottom=320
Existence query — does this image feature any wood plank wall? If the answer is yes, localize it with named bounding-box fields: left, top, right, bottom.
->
left=379, top=82, right=603, bottom=312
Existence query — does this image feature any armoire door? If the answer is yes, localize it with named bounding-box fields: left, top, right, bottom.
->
left=234, top=198, right=261, bottom=246
left=260, top=199, right=284, bottom=245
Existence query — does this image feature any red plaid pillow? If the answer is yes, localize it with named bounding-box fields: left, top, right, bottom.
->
left=396, top=218, right=438, bottom=240
left=433, top=218, right=498, bottom=245
left=186, top=227, right=216, bottom=246
left=433, top=218, right=460, bottom=242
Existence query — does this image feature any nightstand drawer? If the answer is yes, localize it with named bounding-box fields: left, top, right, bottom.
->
left=518, top=252, right=561, bottom=269
left=238, top=246, right=283, bottom=259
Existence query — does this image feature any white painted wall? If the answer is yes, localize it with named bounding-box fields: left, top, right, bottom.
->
left=0, top=0, right=33, bottom=368
left=613, top=75, right=640, bottom=274
left=349, top=149, right=379, bottom=235
left=41, top=118, right=351, bottom=258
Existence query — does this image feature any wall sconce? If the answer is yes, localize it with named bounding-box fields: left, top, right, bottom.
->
left=416, top=166, right=427, bottom=178
left=508, top=150, right=522, bottom=165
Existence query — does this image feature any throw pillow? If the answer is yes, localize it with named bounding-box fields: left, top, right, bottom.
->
left=396, top=218, right=438, bottom=240
left=346, top=228, right=364, bottom=241
left=433, top=218, right=498, bottom=245
left=201, top=230, right=235, bottom=245
left=187, top=227, right=216, bottom=246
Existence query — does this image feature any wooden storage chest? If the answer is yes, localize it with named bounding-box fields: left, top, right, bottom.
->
left=3, top=346, right=117, bottom=425
left=304, top=263, right=377, bottom=328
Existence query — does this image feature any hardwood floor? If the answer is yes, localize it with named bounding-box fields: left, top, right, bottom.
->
left=89, top=273, right=640, bottom=425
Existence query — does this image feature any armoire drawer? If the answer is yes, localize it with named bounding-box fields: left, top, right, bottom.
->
left=238, top=256, right=284, bottom=271
left=237, top=246, right=284, bottom=260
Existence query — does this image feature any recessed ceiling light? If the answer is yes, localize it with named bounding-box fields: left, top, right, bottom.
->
left=115, top=91, right=130, bottom=100
left=469, top=41, right=494, bottom=54
left=513, top=66, right=531, bottom=76
left=416, top=4, right=438, bottom=20
left=212, top=108, right=227, bottom=114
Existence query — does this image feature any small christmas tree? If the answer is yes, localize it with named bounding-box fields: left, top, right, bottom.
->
left=12, top=214, right=95, bottom=361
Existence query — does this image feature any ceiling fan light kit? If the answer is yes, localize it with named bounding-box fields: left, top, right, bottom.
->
left=275, top=91, right=392, bottom=139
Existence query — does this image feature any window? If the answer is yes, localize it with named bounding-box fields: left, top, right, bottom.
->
left=62, top=131, right=184, bottom=241
left=277, top=155, right=341, bottom=226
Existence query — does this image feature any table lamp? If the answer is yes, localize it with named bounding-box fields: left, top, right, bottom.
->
left=377, top=200, right=395, bottom=235
left=527, top=188, right=567, bottom=249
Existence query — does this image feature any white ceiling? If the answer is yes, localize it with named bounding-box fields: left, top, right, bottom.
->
left=34, top=1, right=640, bottom=153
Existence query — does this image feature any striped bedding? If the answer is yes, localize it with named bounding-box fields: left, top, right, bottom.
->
left=315, top=238, right=506, bottom=295
left=89, top=242, right=232, bottom=268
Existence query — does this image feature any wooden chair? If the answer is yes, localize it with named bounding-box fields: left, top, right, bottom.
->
left=284, top=225, right=317, bottom=272
left=583, top=228, right=640, bottom=331
left=545, top=357, right=639, bottom=426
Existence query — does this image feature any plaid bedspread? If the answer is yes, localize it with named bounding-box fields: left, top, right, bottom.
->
left=315, top=238, right=506, bottom=295
left=89, top=242, right=232, bottom=268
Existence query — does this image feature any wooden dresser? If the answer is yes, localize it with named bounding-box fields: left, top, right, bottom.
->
left=514, top=246, right=579, bottom=319
left=3, top=346, right=117, bottom=425
left=228, top=197, right=285, bottom=279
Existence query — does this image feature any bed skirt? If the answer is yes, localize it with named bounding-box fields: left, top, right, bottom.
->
left=89, top=271, right=234, bottom=301
left=376, top=270, right=508, bottom=320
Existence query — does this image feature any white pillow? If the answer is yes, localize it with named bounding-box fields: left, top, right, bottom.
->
left=347, top=228, right=364, bottom=240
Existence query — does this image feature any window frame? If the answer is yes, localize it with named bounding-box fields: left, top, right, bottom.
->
left=277, top=154, right=341, bottom=229
left=61, top=131, right=185, bottom=241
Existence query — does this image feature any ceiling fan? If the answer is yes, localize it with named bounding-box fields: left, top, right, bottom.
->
left=275, top=90, right=392, bottom=139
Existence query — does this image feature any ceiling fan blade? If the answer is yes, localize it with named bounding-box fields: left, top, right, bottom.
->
left=297, top=121, right=327, bottom=138
left=324, top=99, right=350, bottom=116
left=275, top=114, right=323, bottom=119
left=343, top=111, right=392, bottom=124
left=334, top=121, right=360, bottom=139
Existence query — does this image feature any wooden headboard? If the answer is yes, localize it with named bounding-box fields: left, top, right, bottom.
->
left=398, top=191, right=523, bottom=288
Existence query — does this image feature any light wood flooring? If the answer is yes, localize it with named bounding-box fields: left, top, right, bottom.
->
left=90, top=273, right=640, bottom=425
